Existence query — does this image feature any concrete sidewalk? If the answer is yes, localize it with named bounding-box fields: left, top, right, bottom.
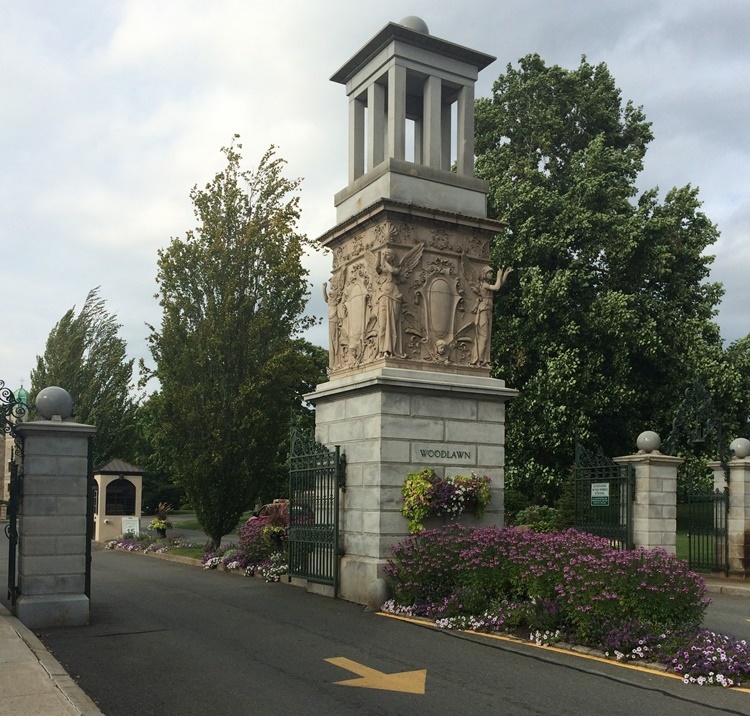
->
left=0, top=603, right=103, bottom=716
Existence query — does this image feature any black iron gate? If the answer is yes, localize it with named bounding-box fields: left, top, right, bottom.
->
left=685, top=488, right=729, bottom=575
left=665, top=382, right=730, bottom=574
left=2, top=380, right=26, bottom=605
left=574, top=443, right=635, bottom=550
left=287, top=429, right=345, bottom=595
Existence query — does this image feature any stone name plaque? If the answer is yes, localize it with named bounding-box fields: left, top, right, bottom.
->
left=412, top=444, right=475, bottom=465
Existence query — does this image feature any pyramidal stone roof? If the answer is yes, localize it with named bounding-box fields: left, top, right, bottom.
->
left=93, top=458, right=143, bottom=475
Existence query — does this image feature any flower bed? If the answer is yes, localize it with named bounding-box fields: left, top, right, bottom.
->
left=105, top=534, right=202, bottom=555
left=383, top=525, right=750, bottom=687
left=107, top=509, right=292, bottom=583
left=200, top=514, right=290, bottom=582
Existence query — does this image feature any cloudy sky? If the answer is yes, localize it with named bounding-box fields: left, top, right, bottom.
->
left=2, top=0, right=748, bottom=395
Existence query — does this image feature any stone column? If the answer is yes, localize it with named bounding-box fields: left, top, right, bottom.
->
left=14, top=389, right=95, bottom=628
left=614, top=433, right=682, bottom=553
left=726, top=445, right=750, bottom=577
left=387, top=64, right=406, bottom=161
left=367, top=81, right=385, bottom=170
left=456, top=84, right=475, bottom=176
left=423, top=75, right=442, bottom=168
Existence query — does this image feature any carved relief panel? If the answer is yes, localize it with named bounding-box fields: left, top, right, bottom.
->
left=323, top=206, right=505, bottom=376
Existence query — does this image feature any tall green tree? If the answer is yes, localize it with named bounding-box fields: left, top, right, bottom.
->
left=132, top=390, right=184, bottom=513
left=475, top=55, right=727, bottom=501
left=30, top=287, right=138, bottom=465
left=722, top=336, right=750, bottom=439
left=146, top=138, right=317, bottom=549
left=262, top=340, right=329, bottom=500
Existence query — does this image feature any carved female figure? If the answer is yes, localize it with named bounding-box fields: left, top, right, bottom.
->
left=375, top=249, right=402, bottom=357
left=366, top=244, right=423, bottom=359
left=468, top=263, right=512, bottom=367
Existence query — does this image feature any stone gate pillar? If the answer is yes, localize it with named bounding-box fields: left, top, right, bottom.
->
left=14, top=387, right=95, bottom=628
left=614, top=432, right=681, bottom=553
left=726, top=438, right=750, bottom=578
left=308, top=17, right=517, bottom=604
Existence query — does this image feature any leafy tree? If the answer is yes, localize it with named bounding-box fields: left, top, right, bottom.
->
left=30, top=287, right=138, bottom=465
left=133, top=391, right=184, bottom=513
left=145, top=138, right=317, bottom=549
left=722, top=336, right=750, bottom=439
left=263, top=340, right=329, bottom=500
left=475, top=55, right=727, bottom=502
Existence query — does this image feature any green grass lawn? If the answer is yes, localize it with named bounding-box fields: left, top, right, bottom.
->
left=676, top=529, right=689, bottom=561
left=169, top=547, right=205, bottom=560
left=171, top=511, right=254, bottom=534
left=675, top=529, right=718, bottom=575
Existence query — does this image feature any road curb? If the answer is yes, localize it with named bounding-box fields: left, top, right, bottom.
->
left=704, top=579, right=750, bottom=598
left=377, top=611, right=750, bottom=694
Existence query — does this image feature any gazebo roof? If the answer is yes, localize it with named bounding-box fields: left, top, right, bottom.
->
left=93, top=458, right=143, bottom=475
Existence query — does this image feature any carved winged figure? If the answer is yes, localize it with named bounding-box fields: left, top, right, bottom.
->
left=461, top=252, right=512, bottom=367
left=365, top=243, right=424, bottom=358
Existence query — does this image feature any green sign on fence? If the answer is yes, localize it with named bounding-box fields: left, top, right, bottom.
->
left=591, top=482, right=609, bottom=507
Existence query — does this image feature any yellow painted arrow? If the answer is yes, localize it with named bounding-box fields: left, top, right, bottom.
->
left=325, top=657, right=427, bottom=694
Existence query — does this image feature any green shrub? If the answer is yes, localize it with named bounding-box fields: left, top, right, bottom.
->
left=515, top=505, right=559, bottom=532
left=503, top=488, right=530, bottom=525
left=553, top=473, right=576, bottom=529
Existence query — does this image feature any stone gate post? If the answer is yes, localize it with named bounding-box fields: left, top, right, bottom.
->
left=14, top=387, right=95, bottom=628
left=614, top=431, right=681, bottom=553
left=726, top=438, right=750, bottom=578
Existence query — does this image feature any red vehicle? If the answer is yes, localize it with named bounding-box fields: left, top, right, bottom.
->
left=250, top=499, right=314, bottom=524
left=250, top=499, right=288, bottom=520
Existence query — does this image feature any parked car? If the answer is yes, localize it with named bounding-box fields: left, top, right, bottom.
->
left=249, top=499, right=314, bottom=524
left=250, top=499, right=289, bottom=520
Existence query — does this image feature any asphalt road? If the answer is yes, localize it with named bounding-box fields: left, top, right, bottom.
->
left=16, top=549, right=750, bottom=716
left=705, top=593, right=750, bottom=642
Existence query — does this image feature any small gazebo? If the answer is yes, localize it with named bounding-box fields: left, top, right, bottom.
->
left=92, top=458, right=144, bottom=541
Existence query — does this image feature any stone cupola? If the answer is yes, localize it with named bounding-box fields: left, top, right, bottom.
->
left=331, top=16, right=496, bottom=222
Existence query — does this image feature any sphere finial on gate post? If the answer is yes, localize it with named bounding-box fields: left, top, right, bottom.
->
left=35, top=386, right=74, bottom=421
left=636, top=431, right=661, bottom=454
left=729, top=437, right=750, bottom=459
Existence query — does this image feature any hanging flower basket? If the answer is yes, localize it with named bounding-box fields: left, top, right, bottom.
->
left=400, top=468, right=491, bottom=533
